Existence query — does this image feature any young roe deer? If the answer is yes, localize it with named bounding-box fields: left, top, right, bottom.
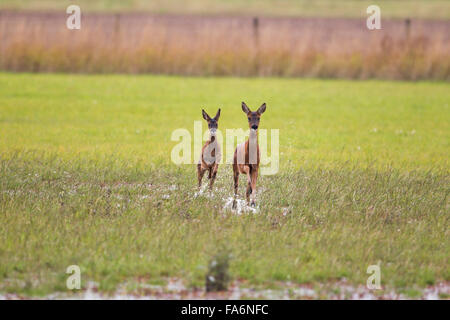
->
left=232, top=102, right=266, bottom=208
left=197, top=108, right=221, bottom=190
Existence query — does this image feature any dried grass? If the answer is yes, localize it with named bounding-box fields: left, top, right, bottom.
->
left=0, top=11, right=449, bottom=80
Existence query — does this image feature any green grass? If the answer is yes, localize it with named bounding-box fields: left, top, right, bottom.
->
left=1, top=0, right=450, bottom=19
left=0, top=73, right=448, bottom=170
left=0, top=73, right=449, bottom=297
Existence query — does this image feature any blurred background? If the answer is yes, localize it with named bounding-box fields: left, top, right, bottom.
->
left=0, top=0, right=449, bottom=80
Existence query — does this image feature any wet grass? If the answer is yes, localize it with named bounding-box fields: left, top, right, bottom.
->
left=0, top=157, right=448, bottom=296
left=0, top=73, right=448, bottom=296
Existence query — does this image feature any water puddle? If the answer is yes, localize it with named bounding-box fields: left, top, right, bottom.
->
left=222, top=197, right=259, bottom=215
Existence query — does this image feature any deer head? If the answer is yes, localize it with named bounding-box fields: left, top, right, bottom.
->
left=202, top=108, right=221, bottom=136
left=241, top=102, right=266, bottom=131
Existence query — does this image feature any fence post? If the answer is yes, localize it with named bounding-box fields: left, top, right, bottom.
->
left=253, top=17, right=260, bottom=75
left=0, top=11, right=3, bottom=59
left=405, top=18, right=411, bottom=40
left=114, top=13, right=121, bottom=44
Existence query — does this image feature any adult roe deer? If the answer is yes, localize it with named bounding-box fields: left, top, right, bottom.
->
left=197, top=108, right=221, bottom=190
left=232, top=102, right=266, bottom=208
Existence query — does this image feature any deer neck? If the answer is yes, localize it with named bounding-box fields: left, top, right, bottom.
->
left=249, top=129, right=258, bottom=144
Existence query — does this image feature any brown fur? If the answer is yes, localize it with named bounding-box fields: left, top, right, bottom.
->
left=232, top=102, right=266, bottom=207
left=197, top=109, right=221, bottom=190
left=198, top=137, right=220, bottom=190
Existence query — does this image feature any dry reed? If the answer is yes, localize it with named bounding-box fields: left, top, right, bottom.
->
left=0, top=11, right=449, bottom=80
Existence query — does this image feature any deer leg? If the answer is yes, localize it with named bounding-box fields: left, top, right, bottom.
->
left=250, top=168, right=258, bottom=207
left=197, top=164, right=206, bottom=189
left=232, top=164, right=239, bottom=209
left=208, top=167, right=212, bottom=179
left=246, top=181, right=252, bottom=204
left=209, top=164, right=218, bottom=190
left=242, top=166, right=252, bottom=204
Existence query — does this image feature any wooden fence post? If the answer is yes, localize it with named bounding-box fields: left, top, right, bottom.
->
left=405, top=18, right=411, bottom=40
left=253, top=17, right=260, bottom=75
left=114, top=13, right=121, bottom=44
left=0, top=11, right=3, bottom=58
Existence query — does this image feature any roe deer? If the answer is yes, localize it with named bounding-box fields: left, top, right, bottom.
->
left=197, top=108, right=221, bottom=190
left=232, top=102, right=266, bottom=208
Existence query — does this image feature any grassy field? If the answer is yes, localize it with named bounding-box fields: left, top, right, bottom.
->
left=1, top=0, right=450, bottom=19
left=0, top=73, right=449, bottom=297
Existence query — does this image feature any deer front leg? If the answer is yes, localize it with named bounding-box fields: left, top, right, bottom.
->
left=209, top=164, right=218, bottom=190
left=250, top=168, right=258, bottom=207
left=197, top=164, right=206, bottom=189
left=208, top=167, right=212, bottom=179
left=232, top=164, right=239, bottom=209
left=241, top=166, right=252, bottom=204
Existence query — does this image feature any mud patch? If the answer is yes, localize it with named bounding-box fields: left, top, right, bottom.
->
left=1, top=279, right=448, bottom=300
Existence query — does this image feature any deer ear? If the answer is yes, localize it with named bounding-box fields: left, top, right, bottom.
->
left=257, top=103, right=266, bottom=115
left=202, top=109, right=211, bottom=121
left=214, top=108, right=221, bottom=121
left=242, top=102, right=251, bottom=114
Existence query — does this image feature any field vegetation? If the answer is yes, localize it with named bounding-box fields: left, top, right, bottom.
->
left=0, top=73, right=448, bottom=297
left=0, top=11, right=449, bottom=80
left=1, top=0, right=450, bottom=19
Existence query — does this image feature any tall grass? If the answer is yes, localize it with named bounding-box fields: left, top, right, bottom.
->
left=0, top=155, right=448, bottom=295
left=0, top=11, right=449, bottom=80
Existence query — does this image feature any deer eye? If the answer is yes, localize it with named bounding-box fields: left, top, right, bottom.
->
left=248, top=117, right=250, bottom=121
